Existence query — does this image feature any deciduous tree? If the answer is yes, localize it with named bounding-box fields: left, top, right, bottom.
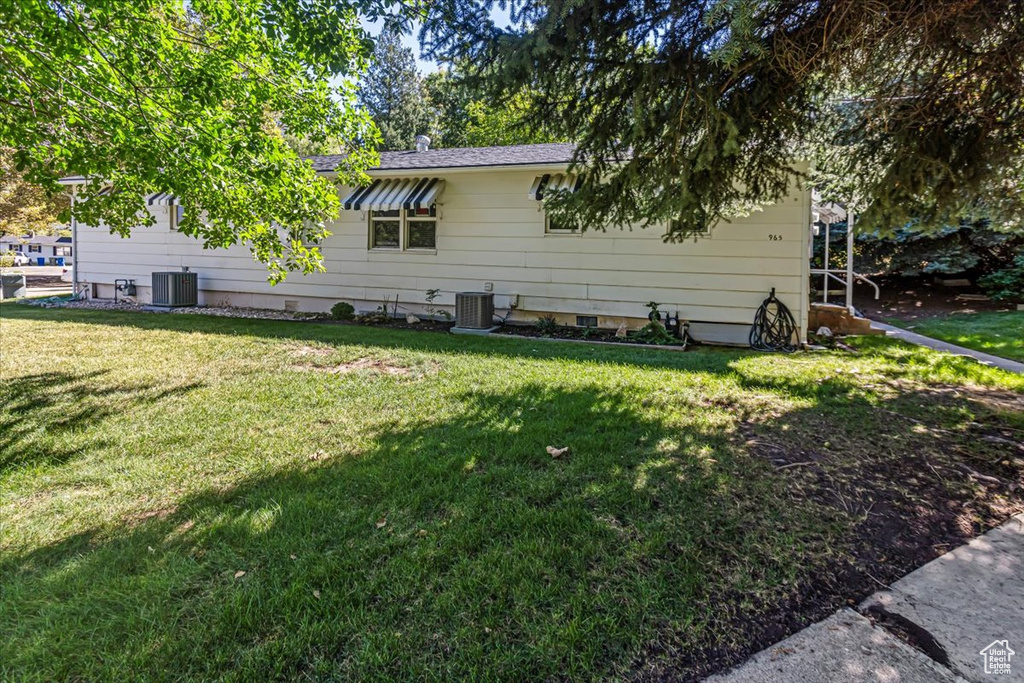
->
left=0, top=147, right=69, bottom=237
left=1, top=0, right=411, bottom=281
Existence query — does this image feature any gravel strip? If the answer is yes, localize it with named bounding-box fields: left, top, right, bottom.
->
left=29, top=297, right=318, bottom=321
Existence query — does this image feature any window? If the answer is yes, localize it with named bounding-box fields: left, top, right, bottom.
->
left=170, top=205, right=185, bottom=231
left=28, top=244, right=41, bottom=253
left=56, top=246, right=72, bottom=256
left=369, top=205, right=437, bottom=251
left=668, top=218, right=710, bottom=240
left=370, top=209, right=401, bottom=248
left=406, top=205, right=437, bottom=249
left=545, top=214, right=578, bottom=234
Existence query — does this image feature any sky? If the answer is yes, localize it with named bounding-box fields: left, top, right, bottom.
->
left=360, top=6, right=515, bottom=74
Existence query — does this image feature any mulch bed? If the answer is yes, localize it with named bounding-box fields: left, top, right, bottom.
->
left=496, top=323, right=689, bottom=347
left=310, top=317, right=456, bottom=333
left=311, top=317, right=692, bottom=348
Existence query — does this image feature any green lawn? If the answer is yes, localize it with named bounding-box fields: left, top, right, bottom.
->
left=2, top=306, right=1022, bottom=681
left=893, top=310, right=1024, bottom=363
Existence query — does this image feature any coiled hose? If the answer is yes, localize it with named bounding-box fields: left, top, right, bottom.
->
left=749, top=288, right=798, bottom=352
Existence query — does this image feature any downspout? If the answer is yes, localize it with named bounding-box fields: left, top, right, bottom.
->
left=71, top=186, right=79, bottom=298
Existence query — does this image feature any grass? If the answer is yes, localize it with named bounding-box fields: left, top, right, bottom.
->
left=890, top=310, right=1024, bottom=363
left=1, top=305, right=1022, bottom=681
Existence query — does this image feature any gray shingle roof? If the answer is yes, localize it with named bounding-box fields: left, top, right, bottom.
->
left=308, top=142, right=577, bottom=173
left=0, top=234, right=70, bottom=245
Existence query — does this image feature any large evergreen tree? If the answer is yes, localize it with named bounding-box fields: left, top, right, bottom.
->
left=422, top=1, right=1024, bottom=238
left=359, top=28, right=435, bottom=151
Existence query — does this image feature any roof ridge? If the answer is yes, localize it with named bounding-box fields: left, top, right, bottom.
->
left=306, top=142, right=577, bottom=173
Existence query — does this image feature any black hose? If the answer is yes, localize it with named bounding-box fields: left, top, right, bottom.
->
left=749, top=288, right=799, bottom=352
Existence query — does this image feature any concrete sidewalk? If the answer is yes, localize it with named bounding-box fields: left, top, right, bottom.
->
left=872, top=322, right=1024, bottom=374
left=707, top=513, right=1024, bottom=682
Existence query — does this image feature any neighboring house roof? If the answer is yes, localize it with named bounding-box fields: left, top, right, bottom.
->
left=0, top=234, right=70, bottom=246
left=309, top=142, right=578, bottom=173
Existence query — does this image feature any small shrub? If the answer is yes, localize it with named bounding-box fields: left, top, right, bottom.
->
left=979, top=253, right=1024, bottom=301
left=0, top=252, right=14, bottom=268
left=330, top=301, right=355, bottom=321
left=633, top=320, right=678, bottom=345
left=424, top=288, right=453, bottom=320
left=536, top=314, right=560, bottom=335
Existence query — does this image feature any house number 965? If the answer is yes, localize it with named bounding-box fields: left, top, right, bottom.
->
left=768, top=234, right=783, bottom=241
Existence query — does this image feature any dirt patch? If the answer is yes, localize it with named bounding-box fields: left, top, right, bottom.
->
left=126, top=506, right=178, bottom=527
left=329, top=358, right=411, bottom=375
left=289, top=345, right=335, bottom=358
left=632, top=382, right=1024, bottom=682
left=853, top=276, right=1015, bottom=322
left=295, top=356, right=440, bottom=377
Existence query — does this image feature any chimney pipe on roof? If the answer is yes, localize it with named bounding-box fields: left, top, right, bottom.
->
left=414, top=135, right=430, bottom=152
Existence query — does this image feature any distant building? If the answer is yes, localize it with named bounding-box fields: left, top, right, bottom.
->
left=1, top=234, right=73, bottom=263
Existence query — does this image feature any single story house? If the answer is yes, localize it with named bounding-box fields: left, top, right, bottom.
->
left=1, top=234, right=73, bottom=262
left=63, top=143, right=812, bottom=345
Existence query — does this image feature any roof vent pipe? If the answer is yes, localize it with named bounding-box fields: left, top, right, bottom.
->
left=415, top=135, right=430, bottom=152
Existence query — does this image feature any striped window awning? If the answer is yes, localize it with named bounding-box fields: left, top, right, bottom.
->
left=342, top=177, right=445, bottom=211
left=147, top=191, right=179, bottom=206
left=528, top=173, right=581, bottom=201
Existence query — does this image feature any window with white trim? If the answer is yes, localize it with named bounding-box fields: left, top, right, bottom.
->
left=28, top=244, right=41, bottom=253
left=370, top=204, right=437, bottom=250
left=55, top=246, right=72, bottom=256
left=170, top=205, right=185, bottom=231
left=545, top=213, right=578, bottom=234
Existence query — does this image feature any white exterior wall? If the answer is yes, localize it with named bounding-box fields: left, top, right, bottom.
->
left=74, top=166, right=812, bottom=345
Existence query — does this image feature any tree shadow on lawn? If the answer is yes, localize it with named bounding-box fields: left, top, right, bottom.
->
left=3, top=369, right=1020, bottom=681
left=0, top=369, right=204, bottom=473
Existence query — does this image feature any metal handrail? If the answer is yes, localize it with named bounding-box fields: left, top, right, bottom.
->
left=809, top=267, right=880, bottom=300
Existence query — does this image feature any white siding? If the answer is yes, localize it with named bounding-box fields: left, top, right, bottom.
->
left=74, top=168, right=811, bottom=344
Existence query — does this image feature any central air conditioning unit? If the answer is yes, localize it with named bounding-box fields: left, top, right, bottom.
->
left=152, top=270, right=198, bottom=307
left=455, top=292, right=494, bottom=329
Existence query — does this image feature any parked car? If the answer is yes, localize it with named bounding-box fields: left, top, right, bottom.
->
left=11, top=252, right=30, bottom=266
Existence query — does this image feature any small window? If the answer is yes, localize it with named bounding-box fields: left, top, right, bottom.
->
left=370, top=209, right=401, bottom=249
left=55, top=246, right=72, bottom=256
left=576, top=315, right=598, bottom=328
left=545, top=214, right=578, bottom=234
left=28, top=244, right=41, bottom=253
left=668, top=219, right=710, bottom=240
